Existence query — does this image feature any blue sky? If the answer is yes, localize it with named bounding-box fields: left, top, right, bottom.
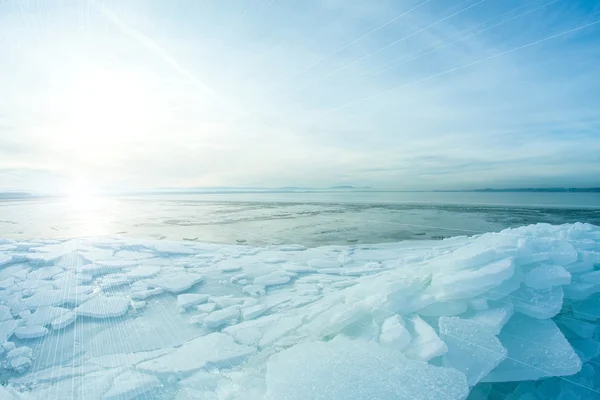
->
left=1, top=0, right=599, bottom=193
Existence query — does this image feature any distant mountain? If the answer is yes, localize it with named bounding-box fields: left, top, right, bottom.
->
left=433, top=188, right=600, bottom=193
left=472, top=188, right=600, bottom=193
left=329, top=185, right=372, bottom=189
left=0, top=192, right=32, bottom=199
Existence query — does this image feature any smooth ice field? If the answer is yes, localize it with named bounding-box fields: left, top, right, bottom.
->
left=0, top=222, right=600, bottom=399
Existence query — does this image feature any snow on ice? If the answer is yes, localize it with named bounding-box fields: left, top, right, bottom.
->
left=0, top=223, right=598, bottom=399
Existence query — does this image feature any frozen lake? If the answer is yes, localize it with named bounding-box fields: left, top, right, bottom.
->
left=1, top=192, right=600, bottom=399
left=1, top=191, right=599, bottom=245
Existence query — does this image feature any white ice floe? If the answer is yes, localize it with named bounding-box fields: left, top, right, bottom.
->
left=74, top=296, right=129, bottom=318
left=51, top=311, right=77, bottom=330
left=14, top=324, right=49, bottom=339
left=145, top=273, right=204, bottom=293
left=136, top=332, right=255, bottom=378
left=0, top=223, right=599, bottom=399
left=177, top=294, right=209, bottom=310
left=103, top=370, right=161, bottom=400
left=265, top=336, right=469, bottom=400
left=203, top=306, right=240, bottom=329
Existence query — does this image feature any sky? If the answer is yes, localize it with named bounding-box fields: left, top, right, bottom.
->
left=1, top=0, right=599, bottom=194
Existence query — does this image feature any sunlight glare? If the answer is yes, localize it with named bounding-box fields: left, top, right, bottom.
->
left=65, top=180, right=108, bottom=236
left=58, top=67, right=155, bottom=152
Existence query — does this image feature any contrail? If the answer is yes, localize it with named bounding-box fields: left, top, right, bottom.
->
left=95, top=2, right=228, bottom=108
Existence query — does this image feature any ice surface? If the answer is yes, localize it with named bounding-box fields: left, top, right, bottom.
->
left=483, top=314, right=581, bottom=382
left=439, top=317, right=507, bottom=386
left=0, top=223, right=599, bottom=399
left=524, top=264, right=571, bottom=289
left=265, top=336, right=469, bottom=400
left=465, top=303, right=514, bottom=335
left=430, top=258, right=515, bottom=301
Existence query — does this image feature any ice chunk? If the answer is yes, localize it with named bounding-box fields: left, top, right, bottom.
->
left=260, top=315, right=304, bottom=347
left=469, top=298, right=489, bottom=311
left=0, top=319, right=19, bottom=342
left=51, top=311, right=77, bottom=330
left=465, top=303, right=514, bottom=335
left=131, top=287, right=164, bottom=300
left=524, top=264, right=571, bottom=289
left=87, top=348, right=174, bottom=368
left=571, top=294, right=600, bottom=320
left=0, top=254, right=13, bottom=266
left=174, top=388, right=218, bottom=400
left=430, top=258, right=515, bottom=301
left=211, top=296, right=244, bottom=308
left=80, top=262, right=127, bottom=276
left=24, top=289, right=69, bottom=308
left=14, top=324, right=49, bottom=339
left=146, top=273, right=204, bottom=293
left=379, top=315, right=411, bottom=350
left=25, top=306, right=70, bottom=326
left=243, top=285, right=266, bottom=297
left=127, top=265, right=161, bottom=279
left=536, top=239, right=578, bottom=265
left=254, top=272, right=291, bottom=287
left=283, top=264, right=317, bottom=273
left=563, top=282, right=600, bottom=300
left=0, top=277, right=14, bottom=289
left=99, top=274, right=132, bottom=289
left=0, top=305, right=13, bottom=322
left=265, top=336, right=469, bottom=400
left=7, top=346, right=33, bottom=361
left=75, top=296, right=129, bottom=318
left=203, top=306, right=240, bottom=329
left=439, top=317, right=507, bottom=386
left=242, top=304, right=269, bottom=320
left=196, top=302, right=217, bottom=314
left=277, top=244, right=306, bottom=251
left=177, top=294, right=209, bottom=309
left=482, top=314, right=581, bottom=382
left=404, top=315, right=447, bottom=362
left=512, top=286, right=563, bottom=319
left=557, top=317, right=596, bottom=339
left=418, top=300, right=468, bottom=317
left=565, top=261, right=594, bottom=273
left=10, top=356, right=32, bottom=372
left=579, top=250, right=600, bottom=263
left=137, top=333, right=255, bottom=378
left=103, top=370, right=161, bottom=400
left=578, top=270, right=600, bottom=284
left=307, top=258, right=340, bottom=269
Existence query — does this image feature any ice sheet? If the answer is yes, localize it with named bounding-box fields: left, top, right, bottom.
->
left=0, top=223, right=598, bottom=399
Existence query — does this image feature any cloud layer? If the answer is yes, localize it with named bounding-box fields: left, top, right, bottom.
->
left=1, top=0, right=599, bottom=193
